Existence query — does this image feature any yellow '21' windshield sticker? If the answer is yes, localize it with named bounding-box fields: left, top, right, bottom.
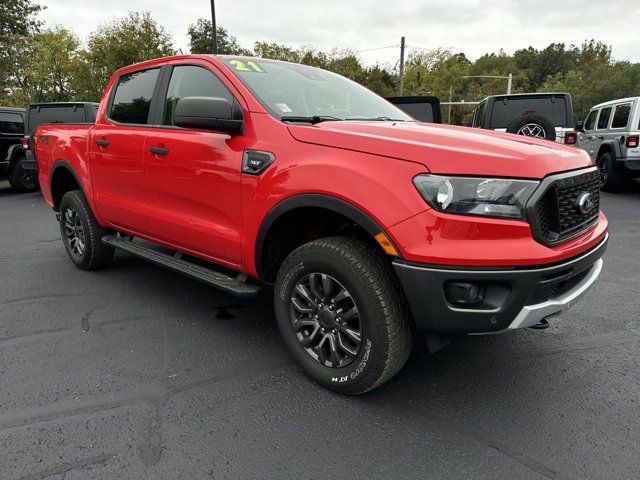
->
left=229, top=60, right=266, bottom=73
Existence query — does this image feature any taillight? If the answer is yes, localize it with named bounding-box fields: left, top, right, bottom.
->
left=627, top=135, right=639, bottom=148
left=21, top=137, right=29, bottom=150
left=564, top=132, right=577, bottom=145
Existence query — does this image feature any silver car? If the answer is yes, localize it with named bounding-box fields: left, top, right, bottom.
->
left=578, top=97, right=640, bottom=191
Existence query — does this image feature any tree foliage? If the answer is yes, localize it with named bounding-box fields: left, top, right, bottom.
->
left=188, top=19, right=251, bottom=55
left=2, top=9, right=639, bottom=125
left=0, top=0, right=42, bottom=98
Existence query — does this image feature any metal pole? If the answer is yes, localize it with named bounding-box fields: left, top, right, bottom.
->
left=399, top=36, right=405, bottom=96
left=448, top=85, right=452, bottom=124
left=507, top=73, right=512, bottom=94
left=210, top=0, right=218, bottom=54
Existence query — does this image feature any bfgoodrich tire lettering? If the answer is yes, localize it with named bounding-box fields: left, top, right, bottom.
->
left=59, top=190, right=114, bottom=270
left=274, top=236, right=414, bottom=395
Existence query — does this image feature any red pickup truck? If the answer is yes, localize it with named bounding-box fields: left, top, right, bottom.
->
left=34, top=55, right=608, bottom=394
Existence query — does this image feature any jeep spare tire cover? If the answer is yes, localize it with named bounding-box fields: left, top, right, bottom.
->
left=506, top=114, right=556, bottom=141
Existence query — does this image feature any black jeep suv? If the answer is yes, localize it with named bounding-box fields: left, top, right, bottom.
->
left=0, top=107, right=37, bottom=192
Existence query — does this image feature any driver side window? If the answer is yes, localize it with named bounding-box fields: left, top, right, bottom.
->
left=163, top=65, right=233, bottom=126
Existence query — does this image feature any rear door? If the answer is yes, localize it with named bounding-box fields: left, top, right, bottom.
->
left=144, top=61, right=245, bottom=266
left=89, top=67, right=162, bottom=235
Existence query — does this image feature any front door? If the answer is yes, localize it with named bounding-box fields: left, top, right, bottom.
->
left=90, top=67, right=161, bottom=235
left=579, top=108, right=599, bottom=161
left=144, top=63, right=245, bottom=266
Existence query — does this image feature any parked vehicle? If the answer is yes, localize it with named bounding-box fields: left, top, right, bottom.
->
left=34, top=55, right=608, bottom=395
left=0, top=106, right=36, bottom=192
left=577, top=97, right=640, bottom=191
left=21, top=102, right=99, bottom=183
left=471, top=93, right=577, bottom=145
left=386, top=96, right=442, bottom=123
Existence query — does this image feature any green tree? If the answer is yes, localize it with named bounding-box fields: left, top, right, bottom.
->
left=80, top=11, right=176, bottom=100
left=24, top=28, right=83, bottom=102
left=0, top=0, right=42, bottom=100
left=187, top=19, right=251, bottom=55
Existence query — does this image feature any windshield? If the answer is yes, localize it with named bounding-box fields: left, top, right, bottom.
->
left=221, top=57, right=413, bottom=122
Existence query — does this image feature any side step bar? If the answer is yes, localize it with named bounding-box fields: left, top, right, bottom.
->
left=102, top=235, right=261, bottom=298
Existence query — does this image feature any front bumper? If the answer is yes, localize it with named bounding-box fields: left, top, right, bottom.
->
left=393, top=233, right=608, bottom=334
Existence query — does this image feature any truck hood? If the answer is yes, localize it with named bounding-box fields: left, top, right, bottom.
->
left=287, top=121, right=593, bottom=178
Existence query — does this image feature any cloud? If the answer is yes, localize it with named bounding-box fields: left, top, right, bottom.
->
left=41, top=0, right=640, bottom=63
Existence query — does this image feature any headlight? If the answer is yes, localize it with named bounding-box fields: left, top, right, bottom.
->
left=413, top=174, right=539, bottom=220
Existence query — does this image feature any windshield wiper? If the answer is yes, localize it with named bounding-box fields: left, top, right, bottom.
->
left=345, top=116, right=410, bottom=122
left=281, top=115, right=343, bottom=124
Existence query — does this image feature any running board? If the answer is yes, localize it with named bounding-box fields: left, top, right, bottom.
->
left=101, top=235, right=260, bottom=298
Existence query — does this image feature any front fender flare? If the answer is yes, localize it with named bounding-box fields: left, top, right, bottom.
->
left=254, top=193, right=397, bottom=280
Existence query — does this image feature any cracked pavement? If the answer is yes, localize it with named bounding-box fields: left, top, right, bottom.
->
left=1, top=179, right=639, bottom=479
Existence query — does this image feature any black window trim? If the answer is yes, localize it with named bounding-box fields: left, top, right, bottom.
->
left=610, top=102, right=632, bottom=130
left=105, top=66, right=166, bottom=128
left=150, top=62, right=240, bottom=131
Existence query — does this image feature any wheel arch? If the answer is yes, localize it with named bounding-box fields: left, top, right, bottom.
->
left=597, top=140, right=622, bottom=160
left=254, top=194, right=400, bottom=282
left=6, top=144, right=25, bottom=169
left=50, top=160, right=86, bottom=211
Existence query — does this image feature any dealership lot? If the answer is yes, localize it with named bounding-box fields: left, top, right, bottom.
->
left=0, top=179, right=639, bottom=480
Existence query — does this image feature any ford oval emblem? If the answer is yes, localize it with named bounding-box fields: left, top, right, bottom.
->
left=577, top=192, right=595, bottom=215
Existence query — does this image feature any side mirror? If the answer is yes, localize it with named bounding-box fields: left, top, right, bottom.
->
left=575, top=121, right=584, bottom=132
left=174, top=96, right=243, bottom=135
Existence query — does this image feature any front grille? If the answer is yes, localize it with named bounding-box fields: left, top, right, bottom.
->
left=531, top=169, right=600, bottom=245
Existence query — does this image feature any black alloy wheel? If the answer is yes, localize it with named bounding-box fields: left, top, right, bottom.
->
left=63, top=207, right=86, bottom=257
left=290, top=272, right=362, bottom=368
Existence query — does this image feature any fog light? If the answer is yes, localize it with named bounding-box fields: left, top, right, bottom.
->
left=444, top=281, right=485, bottom=307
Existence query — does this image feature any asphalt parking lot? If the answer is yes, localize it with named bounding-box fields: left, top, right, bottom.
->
left=1, top=179, right=639, bottom=480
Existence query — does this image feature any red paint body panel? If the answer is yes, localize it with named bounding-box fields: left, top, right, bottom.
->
left=33, top=54, right=608, bottom=281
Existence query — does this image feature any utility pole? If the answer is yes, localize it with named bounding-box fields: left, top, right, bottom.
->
left=210, top=0, right=218, bottom=54
left=398, top=36, right=405, bottom=96
left=448, top=85, right=453, bottom=124
left=507, top=73, right=513, bottom=94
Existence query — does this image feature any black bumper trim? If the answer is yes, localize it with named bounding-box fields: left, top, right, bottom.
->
left=393, top=234, right=608, bottom=334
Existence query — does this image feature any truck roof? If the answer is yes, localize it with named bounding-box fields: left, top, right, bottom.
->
left=591, top=97, right=640, bottom=109
left=0, top=106, right=26, bottom=113
left=480, top=92, right=571, bottom=102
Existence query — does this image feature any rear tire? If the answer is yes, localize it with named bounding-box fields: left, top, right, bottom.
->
left=597, top=151, right=625, bottom=192
left=506, top=114, right=556, bottom=142
left=274, top=237, right=414, bottom=395
left=59, top=190, right=114, bottom=270
left=8, top=156, right=39, bottom=193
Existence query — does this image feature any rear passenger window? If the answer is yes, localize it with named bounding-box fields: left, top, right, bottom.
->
left=611, top=103, right=631, bottom=129
left=109, top=68, right=160, bottom=125
left=584, top=110, right=597, bottom=131
left=163, top=65, right=233, bottom=126
left=0, top=112, right=24, bottom=134
left=597, top=107, right=612, bottom=130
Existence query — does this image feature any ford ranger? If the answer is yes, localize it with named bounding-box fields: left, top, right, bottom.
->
left=34, top=55, right=608, bottom=395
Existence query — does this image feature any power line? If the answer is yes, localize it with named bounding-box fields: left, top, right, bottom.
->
left=355, top=45, right=400, bottom=53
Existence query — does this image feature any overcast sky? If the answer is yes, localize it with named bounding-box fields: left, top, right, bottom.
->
left=42, top=0, right=640, bottom=66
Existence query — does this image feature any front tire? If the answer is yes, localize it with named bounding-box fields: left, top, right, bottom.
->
left=8, top=156, right=39, bottom=193
left=274, top=237, right=414, bottom=395
left=59, top=190, right=114, bottom=270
